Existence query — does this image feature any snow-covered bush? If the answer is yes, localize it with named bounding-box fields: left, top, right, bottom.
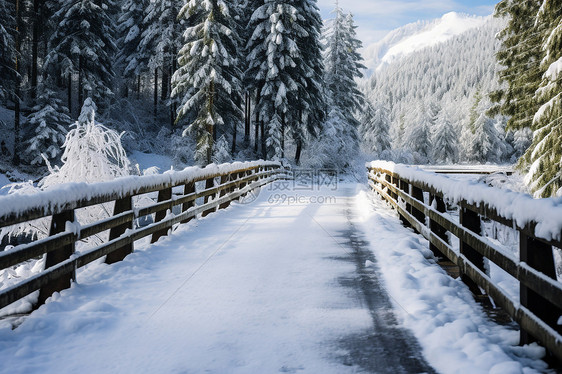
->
left=41, top=99, right=130, bottom=187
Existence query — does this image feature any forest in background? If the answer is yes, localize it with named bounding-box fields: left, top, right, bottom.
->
left=0, top=0, right=560, bottom=197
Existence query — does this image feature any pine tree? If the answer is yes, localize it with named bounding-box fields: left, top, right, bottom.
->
left=322, top=5, right=365, bottom=163
left=290, top=0, right=325, bottom=164
left=117, top=0, right=149, bottom=95
left=522, top=0, right=562, bottom=197
left=361, top=101, right=391, bottom=156
left=171, top=0, right=243, bottom=165
left=139, top=0, right=182, bottom=118
left=513, top=127, right=532, bottom=159
left=464, top=92, right=503, bottom=163
left=44, top=0, right=117, bottom=110
left=323, top=6, right=365, bottom=128
left=24, top=84, right=71, bottom=165
left=404, top=103, right=432, bottom=162
left=0, top=0, right=14, bottom=100
left=490, top=0, right=544, bottom=131
left=246, top=0, right=309, bottom=159
left=470, top=112, right=501, bottom=163
left=432, top=109, right=458, bottom=163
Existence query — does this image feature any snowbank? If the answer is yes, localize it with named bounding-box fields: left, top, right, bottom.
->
left=367, top=161, right=562, bottom=242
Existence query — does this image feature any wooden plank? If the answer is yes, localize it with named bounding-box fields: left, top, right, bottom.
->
left=105, top=197, right=134, bottom=264
left=219, top=174, right=231, bottom=210
left=368, top=167, right=562, bottom=248
left=459, top=207, right=486, bottom=296
left=429, top=194, right=447, bottom=259
left=37, top=210, right=75, bottom=305
left=202, top=178, right=216, bottom=217
left=520, top=233, right=561, bottom=345
left=0, top=165, right=274, bottom=230
left=151, top=187, right=173, bottom=243
left=181, top=181, right=196, bottom=224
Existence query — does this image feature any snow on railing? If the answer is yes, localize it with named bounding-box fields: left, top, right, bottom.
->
left=0, top=161, right=288, bottom=319
left=367, top=161, right=562, bottom=243
left=0, top=161, right=282, bottom=227
left=367, top=161, right=562, bottom=363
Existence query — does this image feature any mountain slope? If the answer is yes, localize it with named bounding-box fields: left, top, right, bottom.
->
left=363, top=12, right=488, bottom=74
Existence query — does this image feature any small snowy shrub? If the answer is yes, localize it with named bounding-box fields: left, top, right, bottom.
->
left=41, top=98, right=130, bottom=187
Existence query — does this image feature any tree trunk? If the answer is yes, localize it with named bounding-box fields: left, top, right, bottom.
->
left=161, top=67, right=168, bottom=101
left=67, top=74, right=72, bottom=115
left=12, top=0, right=21, bottom=165
left=137, top=75, right=141, bottom=100
left=207, top=80, right=215, bottom=165
left=31, top=0, right=40, bottom=100
left=260, top=121, right=266, bottom=160
left=169, top=63, right=174, bottom=128
left=254, top=90, right=261, bottom=153
left=78, top=56, right=84, bottom=107
left=281, top=112, right=285, bottom=158
left=153, top=68, right=158, bottom=118
left=295, top=138, right=302, bottom=165
left=244, top=92, right=250, bottom=144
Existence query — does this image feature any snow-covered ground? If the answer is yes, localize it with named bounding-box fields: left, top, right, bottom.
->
left=0, top=180, right=551, bottom=373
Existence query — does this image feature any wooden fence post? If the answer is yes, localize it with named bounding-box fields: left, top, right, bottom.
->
left=106, top=197, right=134, bottom=264
left=399, top=179, right=412, bottom=228
left=38, top=209, right=76, bottom=305
left=411, top=185, right=425, bottom=225
left=429, top=195, right=446, bottom=259
left=181, top=181, right=196, bottom=224
left=202, top=177, right=216, bottom=217
left=151, top=187, right=172, bottom=243
left=219, top=174, right=231, bottom=210
left=520, top=233, right=561, bottom=345
left=459, top=207, right=486, bottom=296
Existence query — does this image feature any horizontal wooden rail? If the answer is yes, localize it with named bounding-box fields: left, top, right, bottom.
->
left=0, top=161, right=288, bottom=312
left=367, top=162, right=562, bottom=362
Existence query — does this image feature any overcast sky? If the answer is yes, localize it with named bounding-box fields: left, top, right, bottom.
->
left=317, top=0, right=500, bottom=47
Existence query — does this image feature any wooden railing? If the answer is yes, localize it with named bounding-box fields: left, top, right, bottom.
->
left=367, top=162, right=562, bottom=362
left=0, top=161, right=287, bottom=312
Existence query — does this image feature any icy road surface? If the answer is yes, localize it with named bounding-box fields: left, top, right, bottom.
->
left=0, top=181, right=549, bottom=373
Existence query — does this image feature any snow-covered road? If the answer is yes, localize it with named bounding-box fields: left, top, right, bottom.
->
left=0, top=181, right=550, bottom=373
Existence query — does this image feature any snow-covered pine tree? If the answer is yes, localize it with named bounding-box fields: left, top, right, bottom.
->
left=246, top=0, right=308, bottom=159
left=305, top=107, right=354, bottom=170
left=139, top=0, right=182, bottom=118
left=404, top=103, right=432, bottom=162
left=117, top=0, right=149, bottom=97
left=290, top=0, right=325, bottom=164
left=44, top=0, right=117, bottom=110
left=322, top=5, right=365, bottom=164
left=431, top=109, right=458, bottom=164
left=522, top=0, right=562, bottom=197
left=491, top=0, right=544, bottom=132
left=464, top=89, right=507, bottom=163
left=172, top=0, right=243, bottom=165
left=24, top=84, right=71, bottom=165
left=360, top=101, right=391, bottom=157
left=0, top=0, right=14, bottom=100
left=323, top=5, right=365, bottom=129
left=513, top=127, right=533, bottom=159
left=470, top=112, right=502, bottom=163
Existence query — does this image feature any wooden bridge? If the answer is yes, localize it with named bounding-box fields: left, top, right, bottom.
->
left=0, top=160, right=561, bottom=372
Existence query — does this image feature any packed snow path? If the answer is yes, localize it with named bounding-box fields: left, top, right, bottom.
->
left=0, top=181, right=548, bottom=373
